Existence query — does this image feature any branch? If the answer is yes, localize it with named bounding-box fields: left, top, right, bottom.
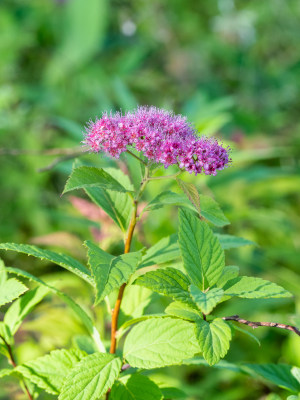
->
left=223, top=315, right=300, bottom=337
left=0, top=335, right=33, bottom=400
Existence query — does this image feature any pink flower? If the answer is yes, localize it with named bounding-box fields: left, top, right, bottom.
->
left=84, top=106, right=231, bottom=176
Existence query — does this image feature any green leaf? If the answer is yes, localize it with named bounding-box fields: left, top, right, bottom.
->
left=111, top=374, right=163, bottom=400
left=176, top=178, right=201, bottom=215
left=135, top=267, right=194, bottom=306
left=4, top=286, right=49, bottom=335
left=195, top=318, right=232, bottom=365
left=63, top=166, right=131, bottom=194
left=160, top=387, right=187, bottom=399
left=216, top=266, right=240, bottom=288
left=292, top=367, right=300, bottom=384
left=17, top=349, right=86, bottom=395
left=178, top=209, right=225, bottom=290
left=189, top=286, right=224, bottom=314
left=0, top=243, right=93, bottom=286
left=119, top=285, right=153, bottom=325
left=124, top=317, right=200, bottom=369
left=199, top=195, right=230, bottom=227
left=243, top=364, right=300, bottom=392
left=216, top=234, right=256, bottom=250
left=139, top=234, right=180, bottom=269
left=84, top=168, right=134, bottom=232
left=165, top=301, right=202, bottom=321
left=144, top=191, right=193, bottom=212
left=59, top=353, right=122, bottom=400
left=117, top=314, right=168, bottom=339
left=6, top=268, right=96, bottom=339
left=231, top=324, right=261, bottom=346
left=0, top=368, right=14, bottom=379
left=224, top=276, right=293, bottom=299
left=0, top=270, right=27, bottom=307
left=89, top=248, right=142, bottom=304
left=183, top=356, right=241, bottom=372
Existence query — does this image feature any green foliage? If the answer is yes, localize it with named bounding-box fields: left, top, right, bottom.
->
left=111, top=374, right=163, bottom=400
left=244, top=364, right=300, bottom=393
left=223, top=276, right=292, bottom=299
left=63, top=166, right=132, bottom=194
left=87, top=243, right=142, bottom=304
left=1, top=1, right=300, bottom=398
left=123, top=317, right=200, bottom=368
left=17, top=349, right=86, bottom=394
left=6, top=267, right=97, bottom=339
left=4, top=286, right=49, bottom=335
left=82, top=167, right=134, bottom=231
left=195, top=318, right=232, bottom=366
left=165, top=302, right=202, bottom=322
left=0, top=261, right=27, bottom=307
left=139, top=234, right=180, bottom=268
left=59, top=353, right=122, bottom=400
left=215, top=234, right=256, bottom=250
left=135, top=267, right=193, bottom=305
left=189, top=286, right=224, bottom=314
left=176, top=178, right=201, bottom=215
left=178, top=208, right=225, bottom=290
left=0, top=243, right=93, bottom=285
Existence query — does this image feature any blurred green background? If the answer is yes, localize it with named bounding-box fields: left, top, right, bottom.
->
left=0, top=0, right=299, bottom=399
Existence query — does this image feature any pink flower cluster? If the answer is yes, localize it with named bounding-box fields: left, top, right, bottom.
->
left=84, top=106, right=231, bottom=176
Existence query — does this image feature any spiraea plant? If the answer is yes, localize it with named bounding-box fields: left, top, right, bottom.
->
left=0, top=107, right=299, bottom=400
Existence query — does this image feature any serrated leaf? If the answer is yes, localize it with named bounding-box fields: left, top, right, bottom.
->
left=176, top=178, right=201, bottom=215
left=135, top=267, right=194, bottom=306
left=199, top=195, right=229, bottom=227
left=84, top=168, right=134, bottom=232
left=59, top=353, right=122, bottom=400
left=189, top=286, right=224, bottom=314
left=0, top=368, right=14, bottom=379
left=165, top=301, right=202, bottom=321
left=89, top=249, right=142, bottom=304
left=216, top=266, right=240, bottom=288
left=243, top=363, right=300, bottom=392
left=144, top=191, right=193, bottom=212
left=0, top=243, right=93, bottom=286
left=124, top=317, right=200, bottom=369
left=0, top=276, right=28, bottom=308
left=0, top=321, right=12, bottom=340
left=111, top=374, right=163, bottom=400
left=6, top=267, right=96, bottom=339
left=17, top=349, right=86, bottom=395
left=216, top=234, right=256, bottom=250
left=139, top=234, right=180, bottom=269
left=4, top=286, right=49, bottom=334
left=63, top=166, right=131, bottom=194
left=195, top=318, right=232, bottom=365
left=178, top=209, right=225, bottom=290
left=224, top=276, right=292, bottom=299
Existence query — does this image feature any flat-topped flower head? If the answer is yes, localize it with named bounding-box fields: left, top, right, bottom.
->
left=84, top=106, right=231, bottom=175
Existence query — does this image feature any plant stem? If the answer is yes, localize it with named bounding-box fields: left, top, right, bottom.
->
left=223, top=315, right=300, bottom=336
left=126, top=150, right=147, bottom=166
left=147, top=171, right=182, bottom=180
left=109, top=167, right=149, bottom=355
left=0, top=335, right=33, bottom=400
